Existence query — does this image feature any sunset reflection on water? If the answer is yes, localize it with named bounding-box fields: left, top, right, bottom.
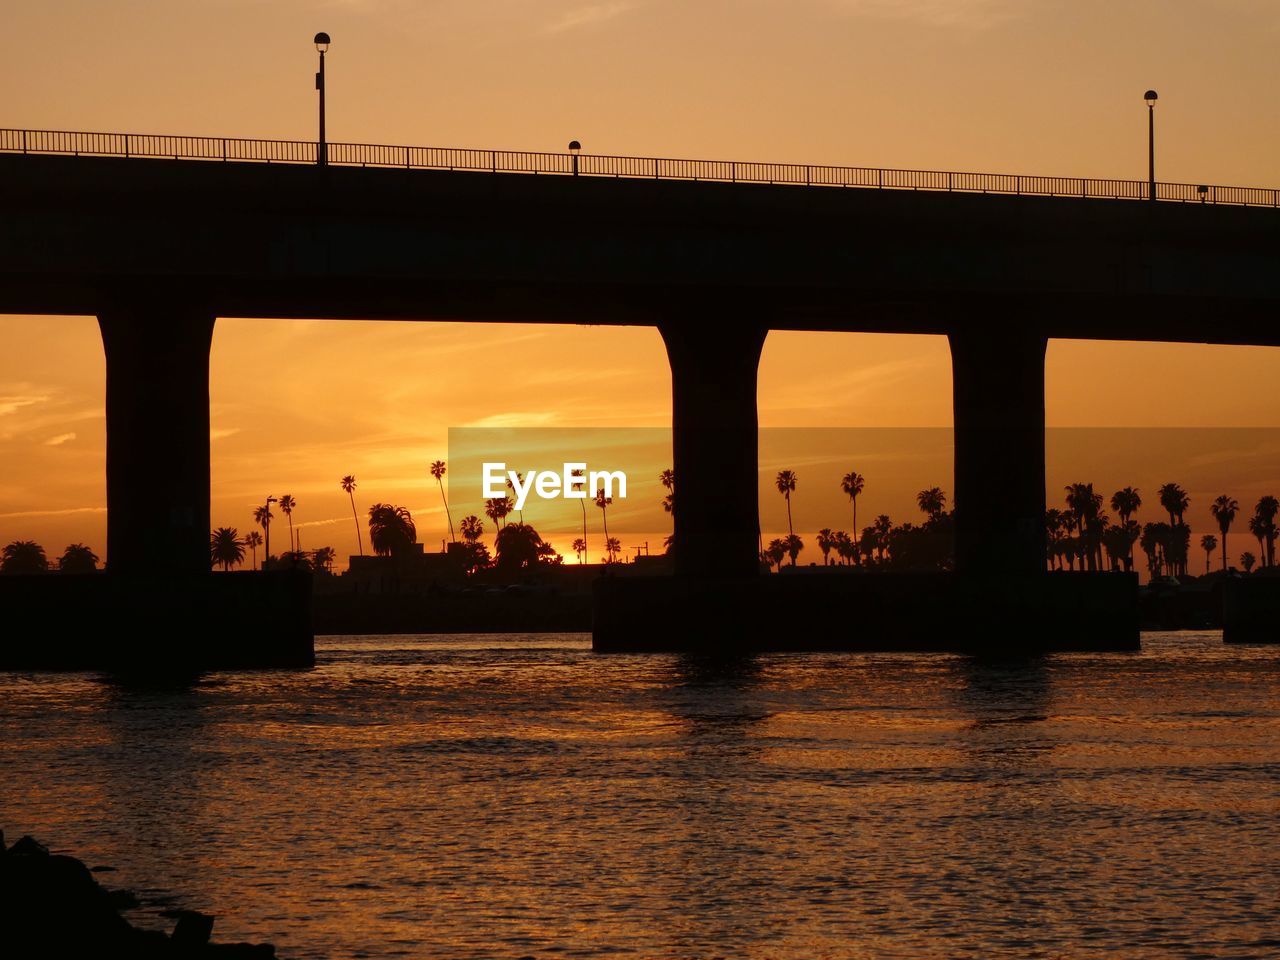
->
left=1, top=633, right=1277, bottom=959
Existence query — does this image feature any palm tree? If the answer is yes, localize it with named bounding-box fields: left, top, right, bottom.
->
left=841, top=471, right=864, bottom=560
left=660, top=468, right=675, bottom=518
left=252, top=504, right=273, bottom=560
left=1200, top=534, right=1218, bottom=574
left=460, top=515, right=484, bottom=543
left=430, top=460, right=456, bottom=543
left=278, top=494, right=297, bottom=552
left=313, top=546, right=336, bottom=574
left=340, top=475, right=364, bottom=557
left=1248, top=514, right=1268, bottom=568
left=1, top=540, right=48, bottom=574
left=1064, top=483, right=1103, bottom=571
left=57, top=543, right=99, bottom=574
left=572, top=537, right=587, bottom=564
left=1241, top=551, right=1257, bottom=573
left=775, top=470, right=798, bottom=539
left=571, top=467, right=589, bottom=565
left=1111, top=486, right=1142, bottom=568
left=1210, top=495, right=1239, bottom=572
left=209, top=527, right=245, bottom=571
left=1158, top=483, right=1190, bottom=529
left=764, top=538, right=787, bottom=572
left=833, top=530, right=854, bottom=566
left=243, top=530, right=263, bottom=570
left=605, top=536, right=622, bottom=563
left=484, top=496, right=512, bottom=533
left=917, top=487, right=946, bottom=520
left=785, top=533, right=804, bottom=566
left=816, top=528, right=835, bottom=565
left=595, top=492, right=613, bottom=560
left=506, top=472, right=526, bottom=523
left=1254, top=495, right=1278, bottom=567
left=872, top=514, right=893, bottom=562
left=368, top=503, right=417, bottom=556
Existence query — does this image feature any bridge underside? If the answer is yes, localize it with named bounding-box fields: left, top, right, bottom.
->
left=3, top=154, right=1278, bottom=653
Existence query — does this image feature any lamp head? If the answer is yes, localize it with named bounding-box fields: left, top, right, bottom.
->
left=315, top=32, right=331, bottom=53
left=1144, top=89, right=1158, bottom=107
left=568, top=140, right=582, bottom=154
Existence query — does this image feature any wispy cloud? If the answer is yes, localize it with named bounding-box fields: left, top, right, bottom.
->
left=464, top=411, right=562, bottom=428
left=44, top=432, right=76, bottom=446
left=826, top=0, right=1021, bottom=28
left=0, top=506, right=106, bottom=519
left=0, top=394, right=48, bottom=417
left=544, top=1, right=635, bottom=34
left=211, top=427, right=241, bottom=441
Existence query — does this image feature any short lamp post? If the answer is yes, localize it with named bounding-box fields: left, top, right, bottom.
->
left=568, top=140, right=581, bottom=177
left=1144, top=89, right=1158, bottom=201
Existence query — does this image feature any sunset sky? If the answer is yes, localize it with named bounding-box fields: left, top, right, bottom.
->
left=2, top=1, right=1279, bottom=568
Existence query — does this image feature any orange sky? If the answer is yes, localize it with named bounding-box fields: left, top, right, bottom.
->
left=2, top=2, right=1279, bottom=568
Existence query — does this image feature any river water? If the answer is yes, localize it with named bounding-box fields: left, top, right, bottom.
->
left=1, top=632, right=1277, bottom=959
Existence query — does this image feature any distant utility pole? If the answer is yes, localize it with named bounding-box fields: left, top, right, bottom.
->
left=315, top=33, right=331, bottom=166
left=1144, top=89, right=1158, bottom=201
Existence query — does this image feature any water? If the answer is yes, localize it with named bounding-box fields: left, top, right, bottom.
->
left=2, top=633, right=1278, bottom=959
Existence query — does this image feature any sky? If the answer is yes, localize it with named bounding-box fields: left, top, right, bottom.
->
left=2, top=1, right=1279, bottom=569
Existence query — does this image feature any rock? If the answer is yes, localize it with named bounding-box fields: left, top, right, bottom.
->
left=171, top=909, right=215, bottom=946
left=7, top=835, right=49, bottom=858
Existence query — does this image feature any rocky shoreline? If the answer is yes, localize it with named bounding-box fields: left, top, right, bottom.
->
left=0, top=830, right=276, bottom=958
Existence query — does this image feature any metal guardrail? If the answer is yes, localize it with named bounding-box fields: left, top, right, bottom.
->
left=2, top=127, right=1276, bottom=207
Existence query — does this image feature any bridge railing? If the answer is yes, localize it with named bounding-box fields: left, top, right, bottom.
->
left=2, top=127, right=1277, bottom=208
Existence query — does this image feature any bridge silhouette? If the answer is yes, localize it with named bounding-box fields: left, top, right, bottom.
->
left=3, top=128, right=1279, bottom=656
left=3, top=126, right=1279, bottom=206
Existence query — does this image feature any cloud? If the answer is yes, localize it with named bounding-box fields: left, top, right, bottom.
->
left=0, top=394, right=48, bottom=417
left=211, top=427, right=241, bottom=440
left=464, top=411, right=562, bottom=428
left=544, top=1, right=635, bottom=34
left=44, top=432, right=77, bottom=446
left=826, top=0, right=1020, bottom=28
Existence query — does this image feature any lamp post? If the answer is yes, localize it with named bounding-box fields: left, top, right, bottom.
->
left=568, top=140, right=581, bottom=177
left=315, top=33, right=331, bottom=166
left=1144, top=89, right=1158, bottom=201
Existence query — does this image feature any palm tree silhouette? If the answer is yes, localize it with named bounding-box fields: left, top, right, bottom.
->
left=660, top=468, right=675, bottom=518
left=872, top=514, right=893, bottom=562
left=1200, top=534, right=1218, bottom=574
left=571, top=467, right=589, bottom=565
left=1, top=540, right=49, bottom=574
left=785, top=533, right=804, bottom=566
left=1254, top=494, right=1278, bottom=567
left=341, top=475, right=364, bottom=557
left=833, top=530, right=853, bottom=566
left=243, top=530, right=263, bottom=570
left=278, top=494, right=297, bottom=552
left=506, top=472, right=526, bottom=523
left=572, top=537, right=587, bottom=564
left=841, top=471, right=864, bottom=561
left=368, top=503, right=417, bottom=556
left=816, top=528, right=835, bottom=565
left=595, top=492, right=613, bottom=560
left=1241, top=551, right=1257, bottom=573
left=431, top=460, right=456, bottom=543
left=57, top=543, right=99, bottom=574
left=209, top=527, right=245, bottom=571
left=764, top=538, right=787, bottom=572
left=252, top=504, right=273, bottom=561
left=1111, top=487, right=1142, bottom=569
left=460, top=515, right=484, bottom=543
left=604, top=536, right=622, bottom=563
left=1158, top=483, right=1190, bottom=529
left=313, top=546, right=336, bottom=574
left=1210, top=495, right=1239, bottom=572
left=917, top=487, right=946, bottom=520
left=775, top=470, right=798, bottom=540
left=484, top=496, right=512, bottom=533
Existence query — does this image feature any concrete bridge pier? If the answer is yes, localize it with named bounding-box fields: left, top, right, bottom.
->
left=98, top=304, right=215, bottom=576
left=660, top=321, right=769, bottom=579
left=949, top=324, right=1048, bottom=575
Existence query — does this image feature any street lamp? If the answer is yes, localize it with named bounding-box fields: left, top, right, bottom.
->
left=1144, top=89, right=1158, bottom=201
left=315, top=33, right=331, bottom=166
left=568, top=140, right=581, bottom=177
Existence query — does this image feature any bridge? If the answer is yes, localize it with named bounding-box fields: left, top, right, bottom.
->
left=3, top=128, right=1279, bottom=653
